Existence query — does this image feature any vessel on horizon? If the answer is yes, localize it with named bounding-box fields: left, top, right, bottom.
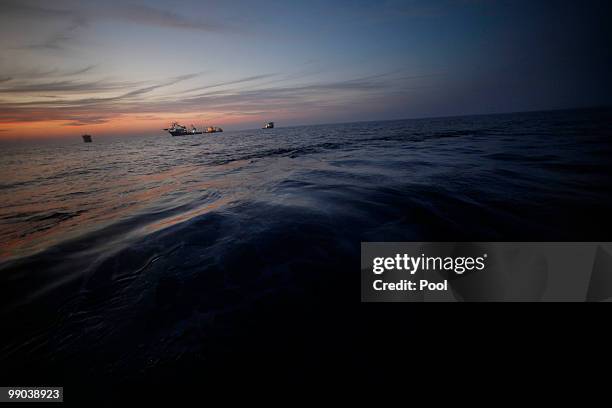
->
left=164, top=122, right=223, bottom=136
left=262, top=122, right=274, bottom=129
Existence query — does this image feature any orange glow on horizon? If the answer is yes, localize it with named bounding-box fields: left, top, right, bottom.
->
left=0, top=112, right=263, bottom=139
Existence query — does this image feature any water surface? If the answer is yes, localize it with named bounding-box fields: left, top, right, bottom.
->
left=1, top=108, right=611, bottom=396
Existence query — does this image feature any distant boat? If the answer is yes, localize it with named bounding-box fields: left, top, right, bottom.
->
left=164, top=122, right=202, bottom=136
left=163, top=122, right=222, bottom=136
left=262, top=122, right=274, bottom=129
left=82, top=134, right=92, bottom=143
left=205, top=126, right=223, bottom=133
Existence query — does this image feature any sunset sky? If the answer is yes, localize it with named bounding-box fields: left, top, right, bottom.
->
left=0, top=0, right=609, bottom=139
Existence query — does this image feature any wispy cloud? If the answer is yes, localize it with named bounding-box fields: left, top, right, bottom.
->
left=186, top=74, right=279, bottom=93
left=1, top=65, right=97, bottom=81
left=0, top=71, right=204, bottom=125
left=21, top=23, right=80, bottom=51
left=107, top=3, right=227, bottom=32
left=2, top=0, right=232, bottom=53
left=119, top=73, right=202, bottom=99
left=0, top=79, right=142, bottom=94
left=0, top=70, right=435, bottom=127
left=0, top=68, right=200, bottom=97
left=2, top=0, right=231, bottom=33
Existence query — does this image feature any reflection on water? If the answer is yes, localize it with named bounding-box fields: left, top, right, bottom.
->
left=0, top=108, right=611, bottom=396
left=0, top=144, right=252, bottom=261
left=4, top=109, right=611, bottom=262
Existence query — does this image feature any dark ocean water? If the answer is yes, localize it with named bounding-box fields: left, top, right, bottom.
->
left=1, top=108, right=611, bottom=399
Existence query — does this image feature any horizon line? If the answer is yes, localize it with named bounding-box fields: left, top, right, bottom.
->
left=1, top=104, right=609, bottom=142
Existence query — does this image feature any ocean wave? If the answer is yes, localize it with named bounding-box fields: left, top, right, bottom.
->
left=1, top=108, right=612, bottom=381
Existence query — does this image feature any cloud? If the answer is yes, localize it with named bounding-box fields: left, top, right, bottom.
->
left=63, top=117, right=112, bottom=126
left=20, top=22, right=82, bottom=51
left=1, top=71, right=200, bottom=99
left=2, top=1, right=230, bottom=53
left=0, top=70, right=434, bottom=127
left=1, top=65, right=97, bottom=81
left=185, top=74, right=279, bottom=93
left=0, top=72, right=203, bottom=125
left=64, top=65, right=96, bottom=76
left=186, top=71, right=415, bottom=102
left=119, top=73, right=202, bottom=99
left=2, top=0, right=230, bottom=33
left=106, top=3, right=227, bottom=32
left=0, top=79, right=142, bottom=94
left=0, top=1, right=73, bottom=20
